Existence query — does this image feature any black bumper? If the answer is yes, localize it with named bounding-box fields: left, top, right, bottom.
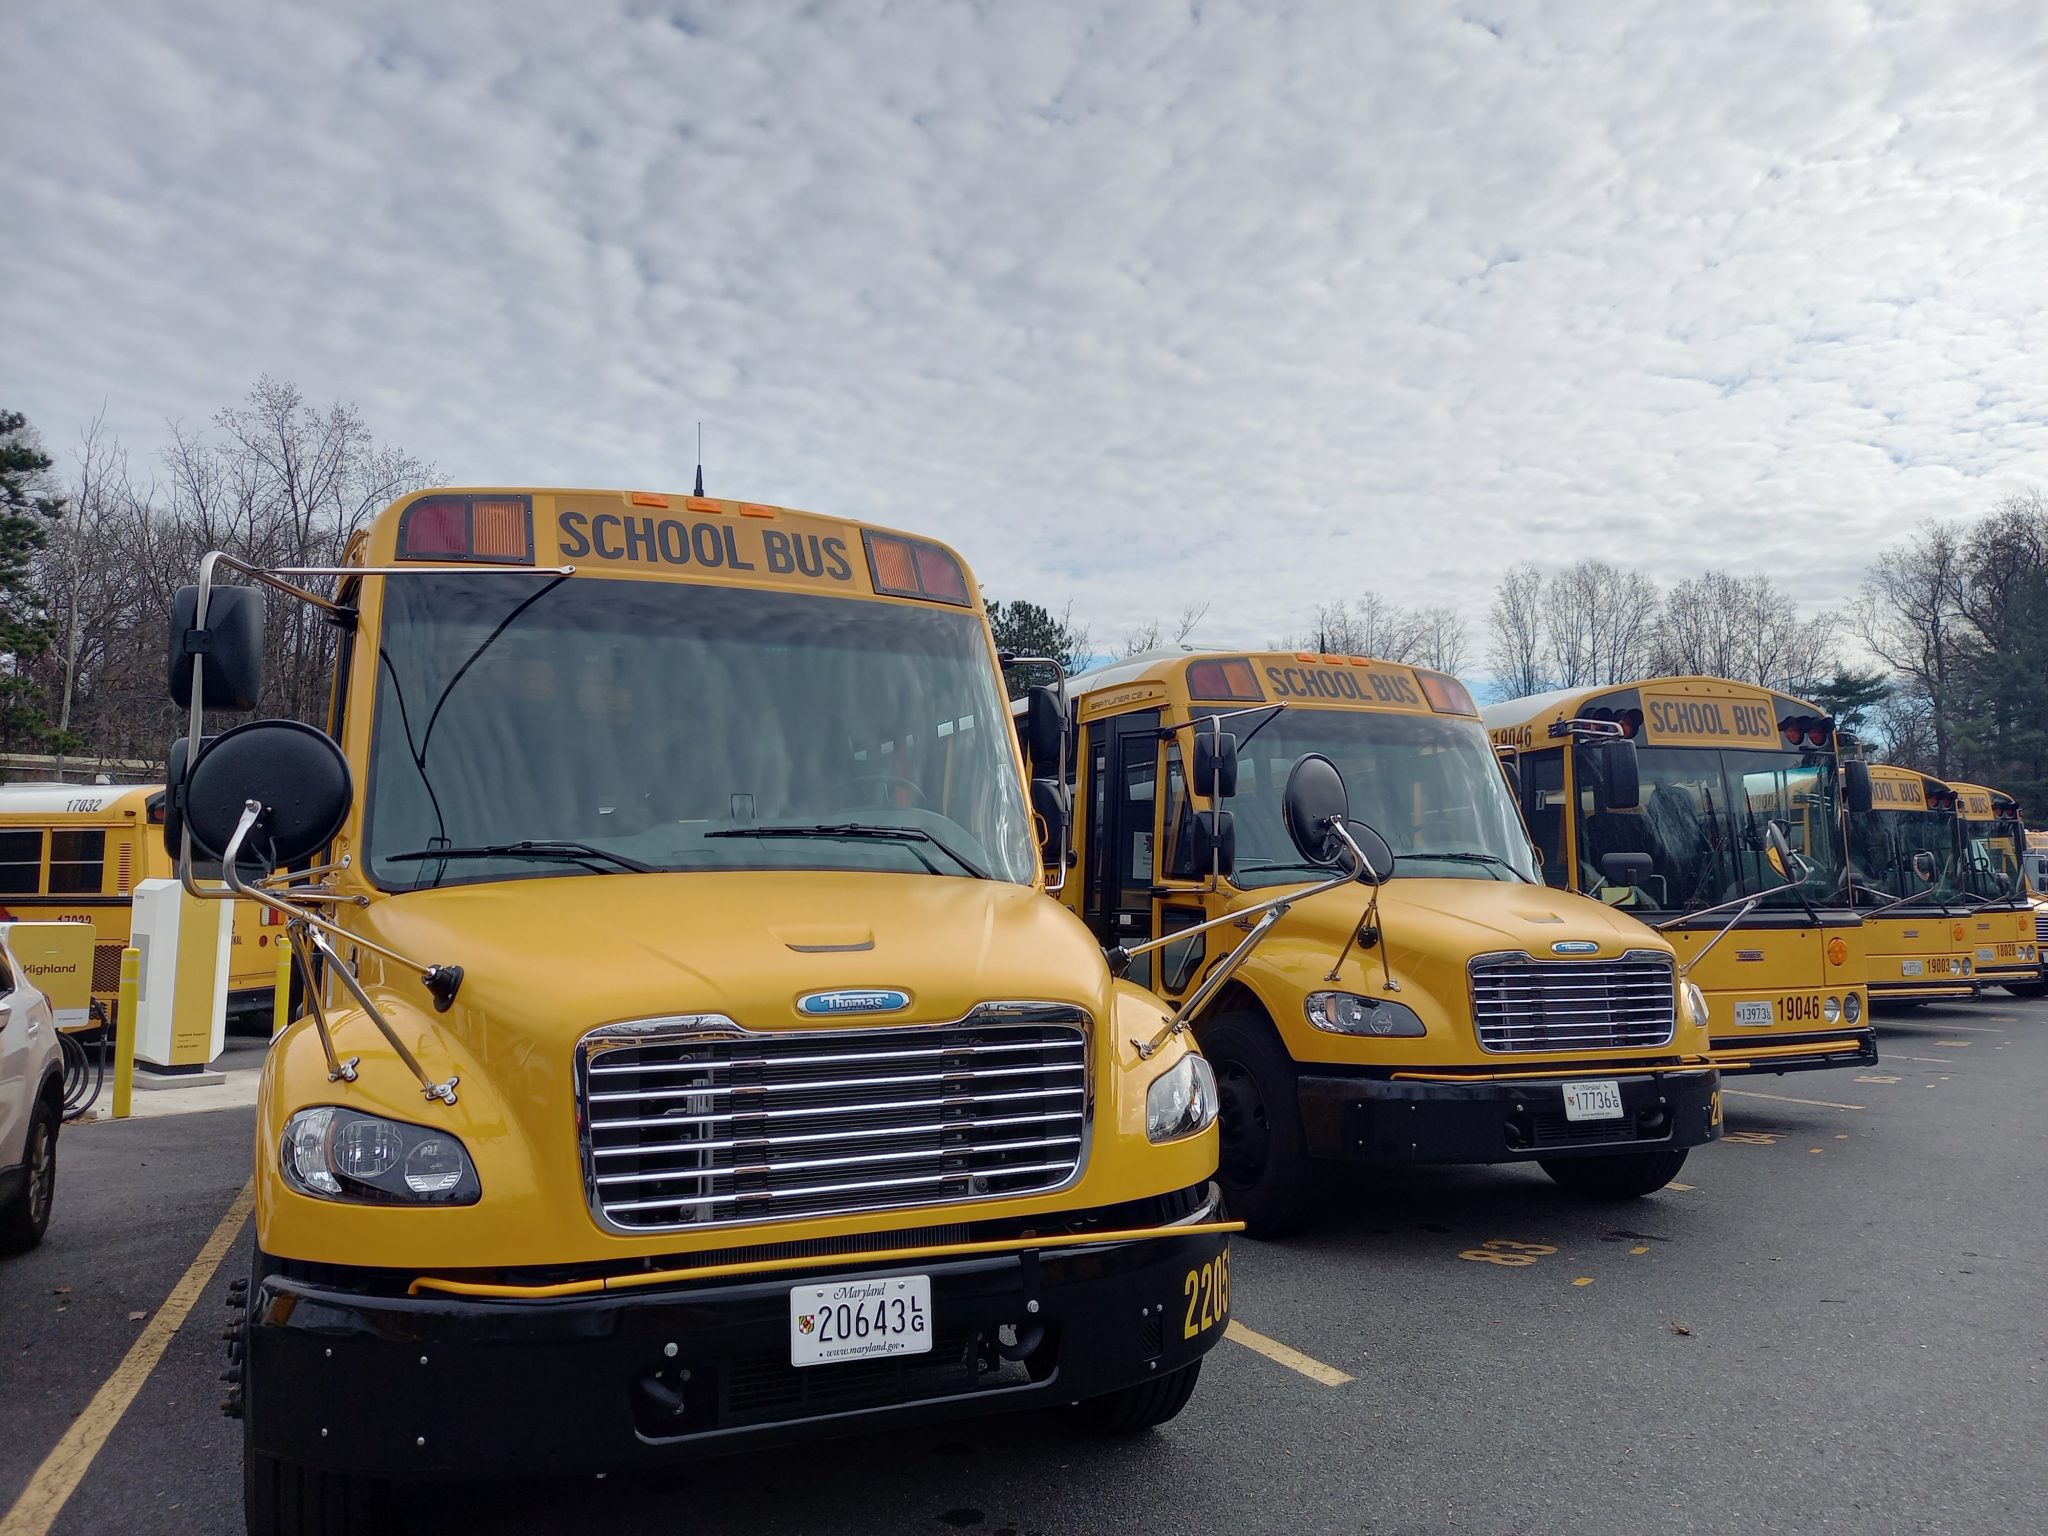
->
left=1708, top=1029, right=1879, bottom=1074
left=245, top=1188, right=1230, bottom=1478
left=1295, top=1067, right=1719, bottom=1164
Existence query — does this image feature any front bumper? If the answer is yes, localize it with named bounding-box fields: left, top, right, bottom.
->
left=244, top=1184, right=1230, bottom=1478
left=1295, top=1066, right=1720, bottom=1163
left=1869, top=978, right=1977, bottom=1002
left=1706, top=1029, right=1878, bottom=1075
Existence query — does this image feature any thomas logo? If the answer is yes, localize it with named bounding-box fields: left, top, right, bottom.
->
left=797, top=989, right=911, bottom=1017
left=1551, top=941, right=1599, bottom=955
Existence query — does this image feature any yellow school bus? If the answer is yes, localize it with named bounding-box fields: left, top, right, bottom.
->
left=1036, top=648, right=1719, bottom=1236
left=1484, top=676, right=1874, bottom=1074
left=1842, top=766, right=1978, bottom=1004
left=1948, top=782, right=2039, bottom=992
left=173, top=489, right=1259, bottom=1531
left=0, top=782, right=280, bottom=1027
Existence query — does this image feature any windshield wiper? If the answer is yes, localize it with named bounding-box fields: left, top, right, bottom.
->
left=1394, top=851, right=1529, bottom=882
left=386, top=840, right=656, bottom=874
left=704, top=823, right=990, bottom=879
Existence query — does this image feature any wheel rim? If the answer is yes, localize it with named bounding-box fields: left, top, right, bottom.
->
left=1214, top=1058, right=1271, bottom=1187
left=27, top=1119, right=53, bottom=1226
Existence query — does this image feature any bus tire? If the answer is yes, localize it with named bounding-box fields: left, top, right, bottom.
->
left=2001, top=980, right=2047, bottom=998
left=1200, top=1011, right=1317, bottom=1238
left=1539, top=1147, right=1688, bottom=1200
left=0, top=1095, right=58, bottom=1255
left=1068, top=1360, right=1201, bottom=1435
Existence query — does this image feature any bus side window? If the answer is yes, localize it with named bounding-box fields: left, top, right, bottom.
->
left=48, top=829, right=107, bottom=895
left=1524, top=749, right=1567, bottom=888
left=0, top=829, right=40, bottom=895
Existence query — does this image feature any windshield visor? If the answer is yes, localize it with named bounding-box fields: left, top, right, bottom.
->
left=1578, top=746, right=1846, bottom=915
left=365, top=574, right=1034, bottom=889
left=1230, top=710, right=1536, bottom=888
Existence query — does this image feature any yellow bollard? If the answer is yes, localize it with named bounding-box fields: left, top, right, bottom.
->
left=111, top=946, right=140, bottom=1120
left=271, top=930, right=293, bottom=1038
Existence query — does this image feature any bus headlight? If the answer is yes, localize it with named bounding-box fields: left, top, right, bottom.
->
left=1823, top=996, right=1842, bottom=1025
left=1683, top=982, right=1709, bottom=1029
left=1146, top=1054, right=1218, bottom=1144
left=281, top=1107, right=481, bottom=1205
left=1843, top=992, right=1863, bottom=1024
left=1305, top=992, right=1426, bottom=1037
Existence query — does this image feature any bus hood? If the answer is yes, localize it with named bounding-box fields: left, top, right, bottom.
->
left=1254, top=876, right=1674, bottom=966
left=350, top=870, right=1114, bottom=1040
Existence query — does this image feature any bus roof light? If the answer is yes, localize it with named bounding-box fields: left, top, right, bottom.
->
left=1187, top=658, right=1264, bottom=702
left=862, top=532, right=972, bottom=607
left=1416, top=670, right=1478, bottom=717
left=629, top=491, right=670, bottom=508
left=396, top=494, right=535, bottom=564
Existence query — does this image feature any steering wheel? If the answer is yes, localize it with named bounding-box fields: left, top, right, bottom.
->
left=836, top=773, right=930, bottom=809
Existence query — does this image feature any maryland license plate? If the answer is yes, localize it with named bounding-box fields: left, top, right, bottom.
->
left=1901, top=960, right=1925, bottom=977
left=1734, top=1001, right=1775, bottom=1026
left=1562, top=1079, right=1624, bottom=1121
left=789, top=1275, right=931, bottom=1367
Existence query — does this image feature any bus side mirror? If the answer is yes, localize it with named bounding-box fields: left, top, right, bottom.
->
left=1029, top=779, right=1068, bottom=867
left=1596, top=739, right=1641, bottom=811
left=168, top=584, right=265, bottom=711
left=1193, top=726, right=1238, bottom=799
left=1025, top=685, right=1064, bottom=778
left=1281, top=752, right=1393, bottom=880
left=1911, top=850, right=1938, bottom=883
left=1764, top=820, right=1808, bottom=884
left=180, top=719, right=352, bottom=876
left=1189, top=810, right=1236, bottom=879
left=1601, top=851, right=1655, bottom=891
left=1845, top=759, right=1874, bottom=815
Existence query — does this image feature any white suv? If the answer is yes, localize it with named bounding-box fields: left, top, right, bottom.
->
left=0, top=926, right=63, bottom=1254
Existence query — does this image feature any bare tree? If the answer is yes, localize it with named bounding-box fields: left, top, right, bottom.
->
left=1485, top=562, right=1547, bottom=700
left=1413, top=605, right=1469, bottom=674
left=1654, top=571, right=1838, bottom=693
left=1118, top=601, right=1211, bottom=658
left=1544, top=560, right=1659, bottom=688
left=1284, top=595, right=1428, bottom=660
left=1856, top=522, right=1967, bottom=776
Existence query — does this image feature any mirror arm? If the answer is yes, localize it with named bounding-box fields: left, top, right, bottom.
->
left=1665, top=896, right=1760, bottom=978
left=198, top=801, right=460, bottom=1003
left=1126, top=828, right=1366, bottom=1060
left=286, top=920, right=357, bottom=1084
left=299, top=924, right=460, bottom=1106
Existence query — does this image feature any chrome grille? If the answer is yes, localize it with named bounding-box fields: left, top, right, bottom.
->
left=577, top=1005, right=1090, bottom=1233
left=2035, top=911, right=2047, bottom=945
left=1469, top=950, right=1676, bottom=1053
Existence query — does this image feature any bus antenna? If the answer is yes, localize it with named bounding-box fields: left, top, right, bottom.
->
left=693, top=422, right=705, bottom=497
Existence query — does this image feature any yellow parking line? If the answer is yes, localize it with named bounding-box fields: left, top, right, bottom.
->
left=1909, top=1022, right=2004, bottom=1033
left=1722, top=1089, right=1864, bottom=1111
left=0, top=1180, right=253, bottom=1536
left=1225, top=1320, right=1353, bottom=1386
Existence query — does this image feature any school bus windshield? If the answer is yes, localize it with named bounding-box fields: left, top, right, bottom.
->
left=1580, top=746, right=1846, bottom=914
left=365, top=573, right=1035, bottom=889
left=1230, top=709, right=1536, bottom=887
left=1966, top=824, right=2022, bottom=900
left=1848, top=807, right=1962, bottom=903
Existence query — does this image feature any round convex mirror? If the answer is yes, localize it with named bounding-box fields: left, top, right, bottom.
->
left=184, top=719, right=353, bottom=874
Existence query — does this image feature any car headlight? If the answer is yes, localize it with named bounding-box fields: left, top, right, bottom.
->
left=281, top=1107, right=481, bottom=1205
left=1823, top=995, right=1842, bottom=1024
left=1843, top=992, right=1862, bottom=1024
left=1146, top=1053, right=1218, bottom=1144
left=1305, top=991, right=1426, bottom=1037
left=1683, top=981, right=1710, bottom=1029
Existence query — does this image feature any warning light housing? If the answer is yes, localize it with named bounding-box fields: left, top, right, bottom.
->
left=396, top=495, right=536, bottom=564
left=1416, top=670, right=1478, bottom=717
left=862, top=532, right=972, bottom=606
left=1186, top=658, right=1265, bottom=703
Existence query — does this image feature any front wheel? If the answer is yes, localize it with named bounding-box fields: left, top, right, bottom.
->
left=1539, top=1147, right=1688, bottom=1200
left=1068, top=1360, right=1201, bottom=1435
left=1199, top=1012, right=1317, bottom=1238
left=0, top=1097, right=57, bottom=1253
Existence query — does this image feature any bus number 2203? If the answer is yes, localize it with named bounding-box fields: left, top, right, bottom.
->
left=1183, top=1253, right=1230, bottom=1339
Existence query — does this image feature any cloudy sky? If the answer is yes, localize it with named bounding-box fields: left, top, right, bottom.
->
left=8, top=1, right=2048, bottom=658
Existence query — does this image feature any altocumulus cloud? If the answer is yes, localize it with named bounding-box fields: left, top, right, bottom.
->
left=7, top=1, right=2048, bottom=649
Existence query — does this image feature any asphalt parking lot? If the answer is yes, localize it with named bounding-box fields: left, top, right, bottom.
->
left=4, top=1000, right=2044, bottom=1536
